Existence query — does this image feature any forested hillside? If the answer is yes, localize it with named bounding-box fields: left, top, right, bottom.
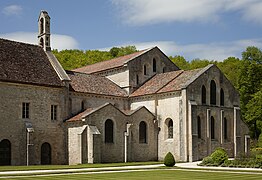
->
left=53, top=46, right=262, bottom=141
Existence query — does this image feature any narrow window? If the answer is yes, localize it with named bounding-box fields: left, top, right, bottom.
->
left=136, top=75, right=139, bottom=85
left=220, top=88, right=224, bottom=106
left=22, top=102, right=29, bottom=119
left=69, top=98, right=72, bottom=115
left=163, top=67, right=166, bottom=73
left=40, top=18, right=44, bottom=34
left=40, top=38, right=44, bottom=47
left=139, top=121, right=147, bottom=143
left=197, top=116, right=201, bottom=139
left=105, top=119, right=114, bottom=143
left=201, top=85, right=206, bottom=104
left=210, top=80, right=216, bottom=105
left=153, top=58, right=156, bottom=72
left=168, top=119, right=173, bottom=139
left=211, top=116, right=215, bottom=140
left=224, top=118, right=227, bottom=140
left=0, top=139, right=11, bottom=165
left=51, top=105, right=57, bottom=120
left=144, top=65, right=147, bottom=75
left=81, top=100, right=85, bottom=111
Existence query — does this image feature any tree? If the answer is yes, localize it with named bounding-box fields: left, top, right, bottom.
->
left=169, top=55, right=189, bottom=70
left=238, top=46, right=262, bottom=139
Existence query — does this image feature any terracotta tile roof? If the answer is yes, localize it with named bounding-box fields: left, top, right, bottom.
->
left=67, top=108, right=94, bottom=122
left=0, top=38, right=63, bottom=87
left=130, top=70, right=183, bottom=97
left=73, top=48, right=152, bottom=74
left=67, top=71, right=128, bottom=97
left=67, top=103, right=154, bottom=122
left=158, top=68, right=203, bottom=93
left=130, top=68, right=204, bottom=97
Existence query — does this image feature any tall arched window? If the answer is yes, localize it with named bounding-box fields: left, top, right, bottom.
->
left=201, top=85, right=206, bottom=104
left=210, top=80, right=216, bottom=105
left=139, top=121, right=147, bottom=143
left=0, top=139, right=11, bottom=165
left=224, top=118, right=227, bottom=140
left=197, top=116, right=201, bottom=139
left=69, top=98, right=72, bottom=115
left=163, top=67, right=166, bottom=73
left=211, top=116, right=215, bottom=139
left=144, top=65, right=147, bottom=75
left=167, top=119, right=173, bottom=139
left=41, top=142, right=51, bottom=165
left=220, top=88, right=224, bottom=106
left=153, top=58, right=156, bottom=72
left=81, top=100, right=85, bottom=111
left=105, top=119, right=114, bottom=143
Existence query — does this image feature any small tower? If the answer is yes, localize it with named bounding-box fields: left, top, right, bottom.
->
left=38, top=10, right=51, bottom=51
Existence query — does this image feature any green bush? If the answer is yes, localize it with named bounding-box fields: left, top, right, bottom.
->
left=164, top=152, right=176, bottom=167
left=210, top=148, right=228, bottom=165
left=258, top=133, right=262, bottom=147
left=200, top=156, right=214, bottom=165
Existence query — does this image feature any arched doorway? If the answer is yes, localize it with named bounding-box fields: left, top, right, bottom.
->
left=0, top=139, right=11, bottom=166
left=41, top=142, right=51, bottom=165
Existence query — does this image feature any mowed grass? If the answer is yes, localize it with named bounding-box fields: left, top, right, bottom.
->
left=4, top=169, right=262, bottom=180
left=0, top=161, right=161, bottom=171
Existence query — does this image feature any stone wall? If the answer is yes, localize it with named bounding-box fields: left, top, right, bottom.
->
left=0, top=82, right=67, bottom=165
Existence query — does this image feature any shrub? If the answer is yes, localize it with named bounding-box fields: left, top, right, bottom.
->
left=200, top=156, right=214, bottom=165
left=164, top=152, right=176, bottom=167
left=210, top=148, right=228, bottom=165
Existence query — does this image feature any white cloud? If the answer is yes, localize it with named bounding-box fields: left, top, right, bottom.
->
left=2, top=5, right=23, bottom=16
left=102, top=39, right=262, bottom=61
left=111, top=0, right=262, bottom=26
left=0, top=32, right=79, bottom=50
left=242, top=2, right=262, bottom=25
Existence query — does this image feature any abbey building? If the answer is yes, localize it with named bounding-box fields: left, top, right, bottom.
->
left=0, top=11, right=249, bottom=165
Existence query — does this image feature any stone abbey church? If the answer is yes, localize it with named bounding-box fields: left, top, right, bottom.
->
left=0, top=11, right=249, bottom=166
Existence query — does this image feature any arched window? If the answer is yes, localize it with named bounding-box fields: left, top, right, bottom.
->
left=224, top=118, right=227, bottom=140
left=144, top=65, right=147, bottom=75
left=211, top=116, right=215, bottom=140
left=167, top=119, right=173, bottom=139
left=69, top=98, right=72, bottom=115
left=139, top=121, right=147, bottom=143
left=0, top=139, right=11, bottom=165
left=40, top=18, right=44, bottom=34
left=201, top=85, right=206, bottom=104
left=105, top=119, right=114, bottom=143
left=210, top=80, right=216, bottom=105
left=220, top=88, right=224, bottom=106
left=197, top=116, right=201, bottom=139
left=153, top=58, right=156, bottom=72
left=81, top=100, right=85, bottom=111
left=41, top=142, right=51, bottom=165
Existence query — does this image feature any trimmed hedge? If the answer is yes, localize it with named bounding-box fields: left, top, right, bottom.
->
left=164, top=152, right=176, bottom=167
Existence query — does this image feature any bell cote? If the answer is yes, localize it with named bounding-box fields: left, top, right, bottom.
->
left=38, top=10, right=51, bottom=51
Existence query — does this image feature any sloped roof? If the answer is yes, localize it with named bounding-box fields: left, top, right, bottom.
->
left=0, top=38, right=63, bottom=87
left=67, top=71, right=128, bottom=97
left=67, top=103, right=154, bottom=122
left=131, top=66, right=212, bottom=97
left=74, top=48, right=153, bottom=74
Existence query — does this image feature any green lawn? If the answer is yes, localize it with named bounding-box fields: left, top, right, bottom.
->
left=3, top=169, right=262, bottom=180
left=0, top=161, right=161, bottom=171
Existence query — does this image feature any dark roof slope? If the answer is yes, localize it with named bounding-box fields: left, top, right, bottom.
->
left=67, top=71, right=128, bottom=97
left=74, top=48, right=152, bottom=74
left=131, top=68, right=205, bottom=97
left=0, top=38, right=63, bottom=87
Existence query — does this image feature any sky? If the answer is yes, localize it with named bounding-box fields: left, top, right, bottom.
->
left=0, top=0, right=262, bottom=61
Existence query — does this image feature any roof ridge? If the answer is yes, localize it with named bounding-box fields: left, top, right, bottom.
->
left=155, top=70, right=184, bottom=93
left=0, top=37, right=40, bottom=48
